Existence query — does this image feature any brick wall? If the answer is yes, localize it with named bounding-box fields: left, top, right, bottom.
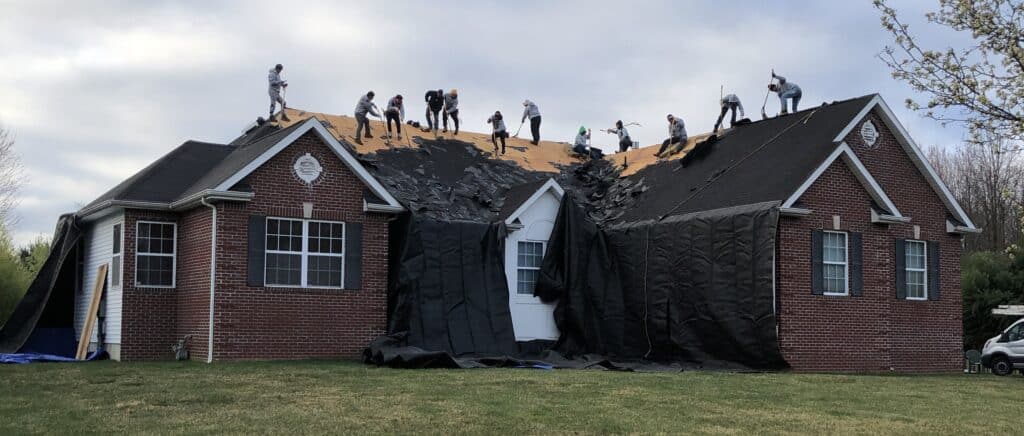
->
left=210, top=131, right=389, bottom=360
left=119, top=210, right=180, bottom=360
left=176, top=207, right=212, bottom=360
left=777, top=109, right=963, bottom=373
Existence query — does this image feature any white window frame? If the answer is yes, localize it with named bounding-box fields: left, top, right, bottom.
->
left=905, top=240, right=928, bottom=301
left=135, top=221, right=177, bottom=289
left=822, top=230, right=849, bottom=296
left=515, top=240, right=545, bottom=300
left=264, top=217, right=346, bottom=289
left=110, top=222, right=123, bottom=289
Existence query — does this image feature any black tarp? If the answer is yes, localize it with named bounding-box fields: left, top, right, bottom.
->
left=0, top=214, right=82, bottom=354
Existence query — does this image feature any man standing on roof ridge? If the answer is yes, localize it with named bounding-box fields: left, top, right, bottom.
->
left=769, top=70, right=802, bottom=115
left=656, top=114, right=687, bottom=157
left=385, top=94, right=405, bottom=140
left=267, top=64, right=290, bottom=122
left=443, top=89, right=459, bottom=135
left=354, top=91, right=378, bottom=145
left=522, top=100, right=542, bottom=145
left=714, top=94, right=745, bottom=132
left=605, top=120, right=633, bottom=153
left=487, top=111, right=508, bottom=155
left=424, top=89, right=444, bottom=134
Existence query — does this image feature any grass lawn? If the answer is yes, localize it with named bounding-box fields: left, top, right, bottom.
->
left=1, top=361, right=1022, bottom=435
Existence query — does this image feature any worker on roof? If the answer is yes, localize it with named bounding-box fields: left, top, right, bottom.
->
left=656, top=114, right=688, bottom=157
left=424, top=89, right=444, bottom=133
left=521, top=100, right=542, bottom=145
left=769, top=70, right=802, bottom=115
left=443, top=89, right=460, bottom=135
left=714, top=94, right=745, bottom=132
left=573, top=126, right=592, bottom=156
left=385, top=94, right=405, bottom=140
left=353, top=91, right=379, bottom=145
left=267, top=64, right=290, bottom=122
left=605, top=120, right=633, bottom=153
left=487, top=111, right=508, bottom=155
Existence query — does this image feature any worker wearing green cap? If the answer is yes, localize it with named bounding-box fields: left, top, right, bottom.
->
left=573, top=126, right=591, bottom=156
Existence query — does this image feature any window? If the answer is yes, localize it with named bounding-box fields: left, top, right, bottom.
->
left=822, top=231, right=848, bottom=295
left=136, top=221, right=176, bottom=287
left=904, top=240, right=927, bottom=300
left=516, top=241, right=544, bottom=295
left=265, top=218, right=345, bottom=288
left=111, top=223, right=122, bottom=288
left=1006, top=323, right=1024, bottom=342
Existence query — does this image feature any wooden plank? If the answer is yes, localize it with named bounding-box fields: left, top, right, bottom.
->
left=76, top=264, right=108, bottom=360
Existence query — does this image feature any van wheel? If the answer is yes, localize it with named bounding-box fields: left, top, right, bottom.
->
left=992, top=356, right=1013, bottom=376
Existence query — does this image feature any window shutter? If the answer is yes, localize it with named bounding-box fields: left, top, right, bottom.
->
left=247, top=215, right=266, bottom=287
left=894, top=239, right=906, bottom=299
left=344, top=222, right=363, bottom=290
left=811, top=230, right=824, bottom=295
left=927, top=241, right=940, bottom=300
left=849, top=232, right=863, bottom=296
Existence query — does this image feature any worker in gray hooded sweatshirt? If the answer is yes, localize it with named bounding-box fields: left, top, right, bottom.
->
left=713, top=94, right=745, bottom=132
left=605, top=120, right=633, bottom=153
left=521, top=100, right=542, bottom=145
left=487, top=111, right=508, bottom=154
left=267, top=64, right=290, bottom=122
left=385, top=94, right=405, bottom=140
left=656, top=114, right=687, bottom=157
left=443, top=88, right=460, bottom=135
left=354, top=91, right=379, bottom=145
left=769, top=70, right=802, bottom=115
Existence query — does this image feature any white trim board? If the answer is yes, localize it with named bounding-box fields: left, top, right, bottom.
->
left=213, top=118, right=405, bottom=212
left=782, top=142, right=903, bottom=217
left=503, top=178, right=566, bottom=226
left=833, top=94, right=978, bottom=230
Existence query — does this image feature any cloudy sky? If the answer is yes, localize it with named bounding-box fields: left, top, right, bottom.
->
left=0, top=0, right=972, bottom=245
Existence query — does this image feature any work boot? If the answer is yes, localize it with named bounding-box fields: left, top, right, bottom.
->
left=280, top=113, right=291, bottom=122
left=268, top=114, right=277, bottom=122
left=780, top=109, right=789, bottom=115
left=397, top=134, right=402, bottom=140
left=355, top=138, right=363, bottom=145
left=365, top=133, right=373, bottom=139
left=443, top=128, right=448, bottom=133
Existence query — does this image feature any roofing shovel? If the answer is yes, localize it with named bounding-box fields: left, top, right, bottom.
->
left=513, top=120, right=525, bottom=138
left=761, top=73, right=775, bottom=120
left=375, top=105, right=391, bottom=146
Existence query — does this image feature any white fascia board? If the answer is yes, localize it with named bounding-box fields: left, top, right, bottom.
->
left=364, top=200, right=405, bottom=214
left=782, top=142, right=902, bottom=218
left=947, top=220, right=983, bottom=234
left=871, top=208, right=912, bottom=224
left=213, top=118, right=405, bottom=211
left=833, top=95, right=978, bottom=230
left=169, top=190, right=254, bottom=209
left=779, top=207, right=812, bottom=217
left=503, top=178, right=565, bottom=226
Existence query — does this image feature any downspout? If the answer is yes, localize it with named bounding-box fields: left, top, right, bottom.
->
left=201, top=198, right=217, bottom=363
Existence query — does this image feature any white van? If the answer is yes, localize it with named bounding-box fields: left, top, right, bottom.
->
left=982, top=318, right=1024, bottom=376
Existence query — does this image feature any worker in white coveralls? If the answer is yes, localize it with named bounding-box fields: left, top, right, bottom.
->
left=268, top=64, right=290, bottom=122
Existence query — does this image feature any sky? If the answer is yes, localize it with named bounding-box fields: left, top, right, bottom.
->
left=0, top=0, right=975, bottom=246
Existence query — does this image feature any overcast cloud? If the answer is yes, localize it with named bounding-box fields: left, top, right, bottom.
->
left=0, top=0, right=972, bottom=245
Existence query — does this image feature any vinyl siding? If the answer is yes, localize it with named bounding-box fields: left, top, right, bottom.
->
left=74, top=212, right=124, bottom=345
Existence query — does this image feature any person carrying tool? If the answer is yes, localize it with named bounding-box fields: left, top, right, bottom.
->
left=605, top=120, right=633, bottom=153
left=656, top=114, right=687, bottom=157
left=385, top=94, right=405, bottom=140
left=714, top=94, right=745, bottom=132
left=572, top=126, right=592, bottom=156
left=769, top=70, right=802, bottom=115
left=521, top=100, right=542, bottom=145
left=267, top=64, right=290, bottom=122
left=487, top=111, right=508, bottom=154
left=353, top=91, right=379, bottom=145
left=424, top=89, right=444, bottom=132
left=443, top=89, right=460, bottom=135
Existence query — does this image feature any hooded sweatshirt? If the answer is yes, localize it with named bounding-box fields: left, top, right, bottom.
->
left=774, top=75, right=801, bottom=95
left=354, top=95, right=379, bottom=117
left=611, top=126, right=631, bottom=141
left=387, top=97, right=405, bottom=119
left=268, top=69, right=285, bottom=91
left=521, top=100, right=541, bottom=122
left=444, top=93, right=459, bottom=114
left=487, top=114, right=506, bottom=133
left=669, top=117, right=687, bottom=139
left=425, top=90, right=444, bottom=110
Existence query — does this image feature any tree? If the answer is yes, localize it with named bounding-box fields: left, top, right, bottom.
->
left=18, top=237, right=49, bottom=279
left=962, top=248, right=1024, bottom=349
left=0, top=125, right=22, bottom=227
left=875, top=0, right=1024, bottom=148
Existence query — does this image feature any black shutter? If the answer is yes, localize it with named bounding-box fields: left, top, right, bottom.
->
left=811, top=230, right=824, bottom=295
left=344, top=222, right=363, bottom=290
left=928, top=241, right=940, bottom=300
left=849, top=232, right=863, bottom=296
left=895, top=239, right=906, bottom=299
left=247, top=215, right=266, bottom=287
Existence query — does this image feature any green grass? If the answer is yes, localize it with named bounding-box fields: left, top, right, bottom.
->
left=1, top=361, right=1022, bottom=435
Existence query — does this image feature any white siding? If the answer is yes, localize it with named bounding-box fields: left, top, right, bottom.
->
left=74, top=212, right=124, bottom=345
left=505, top=190, right=561, bottom=341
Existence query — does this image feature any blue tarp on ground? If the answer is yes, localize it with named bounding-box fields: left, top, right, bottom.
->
left=0, top=350, right=107, bottom=364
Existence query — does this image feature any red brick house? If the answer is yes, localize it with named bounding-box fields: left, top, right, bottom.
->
left=1, top=94, right=976, bottom=371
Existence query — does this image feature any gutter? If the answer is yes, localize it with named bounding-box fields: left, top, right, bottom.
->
left=363, top=200, right=405, bottom=214
left=200, top=197, right=218, bottom=363
left=77, top=191, right=254, bottom=222
left=947, top=220, right=982, bottom=235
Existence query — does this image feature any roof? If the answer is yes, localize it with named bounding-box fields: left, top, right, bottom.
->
left=498, top=179, right=551, bottom=221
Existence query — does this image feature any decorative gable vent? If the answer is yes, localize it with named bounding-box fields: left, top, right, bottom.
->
left=293, top=153, right=323, bottom=184
left=860, top=120, right=879, bottom=148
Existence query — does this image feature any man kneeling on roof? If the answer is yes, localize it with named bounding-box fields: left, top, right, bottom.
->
left=573, top=126, right=592, bottom=156
left=714, top=94, right=744, bottom=132
left=656, top=114, right=687, bottom=157
left=605, top=120, right=632, bottom=153
left=487, top=111, right=508, bottom=155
